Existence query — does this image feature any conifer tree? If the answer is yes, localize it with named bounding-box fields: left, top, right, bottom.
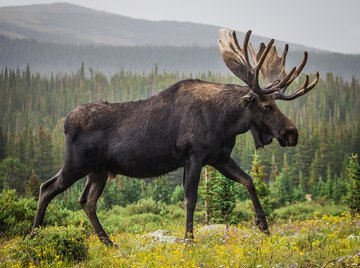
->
left=347, top=154, right=360, bottom=214
left=171, top=185, right=184, bottom=204
left=309, top=150, right=322, bottom=188
left=100, top=176, right=143, bottom=208
left=25, top=170, right=41, bottom=197
left=152, top=177, right=172, bottom=204
left=0, top=128, right=5, bottom=161
left=332, top=175, right=347, bottom=203
left=0, top=157, right=29, bottom=194
left=251, top=152, right=272, bottom=217
left=33, top=126, right=54, bottom=180
left=269, top=154, right=279, bottom=183
left=200, top=167, right=237, bottom=225
left=270, top=154, right=292, bottom=206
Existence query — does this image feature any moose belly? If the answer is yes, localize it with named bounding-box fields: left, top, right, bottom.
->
left=106, top=145, right=182, bottom=178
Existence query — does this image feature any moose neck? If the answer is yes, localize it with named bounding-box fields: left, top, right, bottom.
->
left=207, top=84, right=253, bottom=137
left=165, top=80, right=253, bottom=138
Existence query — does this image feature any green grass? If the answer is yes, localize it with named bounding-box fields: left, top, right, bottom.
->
left=1, top=213, right=359, bottom=267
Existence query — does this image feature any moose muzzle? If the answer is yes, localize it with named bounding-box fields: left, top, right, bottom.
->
left=278, top=127, right=298, bottom=147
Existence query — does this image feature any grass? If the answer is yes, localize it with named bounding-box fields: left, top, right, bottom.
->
left=1, top=213, right=359, bottom=267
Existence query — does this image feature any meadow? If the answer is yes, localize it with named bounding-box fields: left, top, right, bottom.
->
left=0, top=188, right=359, bottom=267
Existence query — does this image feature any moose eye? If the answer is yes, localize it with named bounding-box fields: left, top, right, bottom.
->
left=263, top=105, right=274, bottom=112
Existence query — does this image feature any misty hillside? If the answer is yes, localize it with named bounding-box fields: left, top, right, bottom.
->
left=0, top=35, right=359, bottom=80
left=0, top=3, right=359, bottom=79
left=0, top=2, right=310, bottom=49
left=0, top=2, right=226, bottom=46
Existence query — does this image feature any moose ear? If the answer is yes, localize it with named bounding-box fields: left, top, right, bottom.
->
left=240, top=92, right=257, bottom=103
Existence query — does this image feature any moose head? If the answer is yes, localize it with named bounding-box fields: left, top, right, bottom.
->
left=219, top=29, right=319, bottom=149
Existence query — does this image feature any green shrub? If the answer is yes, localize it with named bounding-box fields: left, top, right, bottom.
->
left=100, top=210, right=163, bottom=234
left=171, top=185, right=184, bottom=203
left=0, top=189, right=92, bottom=237
left=15, top=225, right=88, bottom=265
left=274, top=202, right=347, bottom=221
left=0, top=189, right=36, bottom=237
left=45, top=203, right=73, bottom=225
left=275, top=202, right=316, bottom=221
left=126, top=213, right=163, bottom=233
left=126, top=197, right=166, bottom=215
left=45, top=203, right=91, bottom=230
left=167, top=204, right=186, bottom=220
left=233, top=201, right=253, bottom=222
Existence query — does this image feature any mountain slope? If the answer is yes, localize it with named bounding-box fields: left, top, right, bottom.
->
left=0, top=2, right=221, bottom=46
left=0, top=2, right=305, bottom=50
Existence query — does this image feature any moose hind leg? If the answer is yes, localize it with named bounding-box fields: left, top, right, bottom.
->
left=31, top=168, right=84, bottom=236
left=79, top=172, right=112, bottom=245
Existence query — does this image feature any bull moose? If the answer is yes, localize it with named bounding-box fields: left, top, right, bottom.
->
left=30, top=29, right=319, bottom=245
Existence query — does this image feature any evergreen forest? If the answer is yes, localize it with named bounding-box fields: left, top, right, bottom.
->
left=0, top=63, right=359, bottom=207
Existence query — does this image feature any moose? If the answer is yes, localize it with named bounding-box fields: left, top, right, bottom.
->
left=30, top=29, right=319, bottom=245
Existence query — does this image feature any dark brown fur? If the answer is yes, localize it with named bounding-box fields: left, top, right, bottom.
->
left=31, top=79, right=298, bottom=244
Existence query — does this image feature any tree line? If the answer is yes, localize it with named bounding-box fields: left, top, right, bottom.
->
left=0, top=35, right=359, bottom=79
left=0, top=64, right=359, bottom=208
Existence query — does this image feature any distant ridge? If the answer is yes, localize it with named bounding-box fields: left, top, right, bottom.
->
left=0, top=2, right=307, bottom=50
left=0, top=2, right=220, bottom=46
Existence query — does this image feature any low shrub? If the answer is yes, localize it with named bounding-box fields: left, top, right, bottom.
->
left=100, top=211, right=163, bottom=234
left=275, top=202, right=315, bottom=221
left=126, top=213, right=163, bottom=233
left=167, top=204, right=186, bottom=220
left=15, top=225, right=88, bottom=266
left=274, top=202, right=347, bottom=221
left=0, top=189, right=36, bottom=237
left=233, top=201, right=253, bottom=222
left=0, top=189, right=92, bottom=237
left=125, top=197, right=166, bottom=215
left=171, top=185, right=184, bottom=203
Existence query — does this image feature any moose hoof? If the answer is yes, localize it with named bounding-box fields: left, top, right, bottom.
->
left=100, top=237, right=115, bottom=247
left=255, top=216, right=270, bottom=235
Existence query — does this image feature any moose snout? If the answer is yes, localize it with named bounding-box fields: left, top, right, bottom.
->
left=280, top=127, right=298, bottom=147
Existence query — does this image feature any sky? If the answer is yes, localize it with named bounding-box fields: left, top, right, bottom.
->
left=0, top=0, right=359, bottom=54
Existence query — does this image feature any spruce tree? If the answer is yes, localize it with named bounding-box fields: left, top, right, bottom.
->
left=270, top=154, right=292, bottom=206
left=251, top=152, right=272, bottom=217
left=152, top=177, right=172, bottom=204
left=200, top=167, right=237, bottom=225
left=33, top=126, right=54, bottom=180
left=347, top=154, right=360, bottom=215
left=25, top=170, right=41, bottom=197
left=0, top=127, right=5, bottom=161
left=269, top=154, right=279, bottom=183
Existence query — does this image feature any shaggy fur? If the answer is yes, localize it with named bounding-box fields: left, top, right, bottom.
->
left=31, top=79, right=298, bottom=245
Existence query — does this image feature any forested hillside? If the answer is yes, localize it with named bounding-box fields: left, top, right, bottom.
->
left=0, top=36, right=359, bottom=79
left=0, top=65, right=359, bottom=206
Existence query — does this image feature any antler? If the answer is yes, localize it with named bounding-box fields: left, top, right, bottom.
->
left=218, top=29, right=319, bottom=100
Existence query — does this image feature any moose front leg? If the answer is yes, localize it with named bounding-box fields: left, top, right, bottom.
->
left=183, top=157, right=202, bottom=241
left=213, top=157, right=269, bottom=234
